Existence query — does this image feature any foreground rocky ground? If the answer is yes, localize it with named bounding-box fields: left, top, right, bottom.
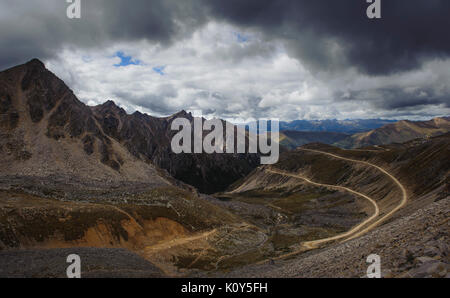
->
left=219, top=197, right=449, bottom=278
left=0, top=248, right=163, bottom=278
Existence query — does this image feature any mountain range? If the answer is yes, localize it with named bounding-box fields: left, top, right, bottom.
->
left=0, top=59, right=258, bottom=194
left=279, top=119, right=397, bottom=134
left=279, top=117, right=450, bottom=149
left=335, top=117, right=450, bottom=148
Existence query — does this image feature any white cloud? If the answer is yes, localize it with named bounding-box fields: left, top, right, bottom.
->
left=45, top=22, right=450, bottom=122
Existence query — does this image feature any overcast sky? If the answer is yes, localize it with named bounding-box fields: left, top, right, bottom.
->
left=1, top=0, right=449, bottom=121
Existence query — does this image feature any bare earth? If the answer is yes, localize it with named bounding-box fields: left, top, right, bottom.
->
left=220, top=197, right=449, bottom=278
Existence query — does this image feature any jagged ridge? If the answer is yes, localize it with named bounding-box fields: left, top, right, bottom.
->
left=0, top=59, right=259, bottom=193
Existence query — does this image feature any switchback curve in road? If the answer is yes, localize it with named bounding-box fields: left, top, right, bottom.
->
left=298, top=148, right=408, bottom=241
left=265, top=168, right=379, bottom=249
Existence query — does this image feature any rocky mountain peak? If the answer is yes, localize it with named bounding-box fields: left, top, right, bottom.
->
left=168, top=110, right=193, bottom=121
left=25, top=58, right=46, bottom=69
left=93, top=100, right=127, bottom=116
left=102, top=100, right=119, bottom=108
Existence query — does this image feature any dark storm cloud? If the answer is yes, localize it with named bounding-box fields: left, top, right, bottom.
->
left=98, top=0, right=208, bottom=43
left=0, top=0, right=207, bottom=69
left=1, top=0, right=449, bottom=75
left=206, top=39, right=278, bottom=64
left=336, top=87, right=449, bottom=110
left=202, top=0, right=450, bottom=75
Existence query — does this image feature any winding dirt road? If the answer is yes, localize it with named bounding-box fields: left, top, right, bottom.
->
left=267, top=148, right=408, bottom=252
left=266, top=168, right=379, bottom=249
left=137, top=148, right=408, bottom=272
left=299, top=148, right=408, bottom=239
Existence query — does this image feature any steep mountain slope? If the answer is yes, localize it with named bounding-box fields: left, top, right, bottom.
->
left=0, top=59, right=170, bottom=188
left=91, top=102, right=259, bottom=194
left=0, top=59, right=259, bottom=194
left=0, top=59, right=265, bottom=276
left=234, top=133, right=448, bottom=219
left=216, top=133, right=448, bottom=277
left=225, top=133, right=448, bottom=256
left=335, top=117, right=450, bottom=148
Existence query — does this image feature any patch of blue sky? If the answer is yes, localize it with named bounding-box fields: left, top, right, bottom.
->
left=234, top=32, right=249, bottom=43
left=114, top=51, right=142, bottom=67
left=153, top=65, right=166, bottom=76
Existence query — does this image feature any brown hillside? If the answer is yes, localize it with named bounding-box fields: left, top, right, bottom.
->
left=335, top=117, right=450, bottom=148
